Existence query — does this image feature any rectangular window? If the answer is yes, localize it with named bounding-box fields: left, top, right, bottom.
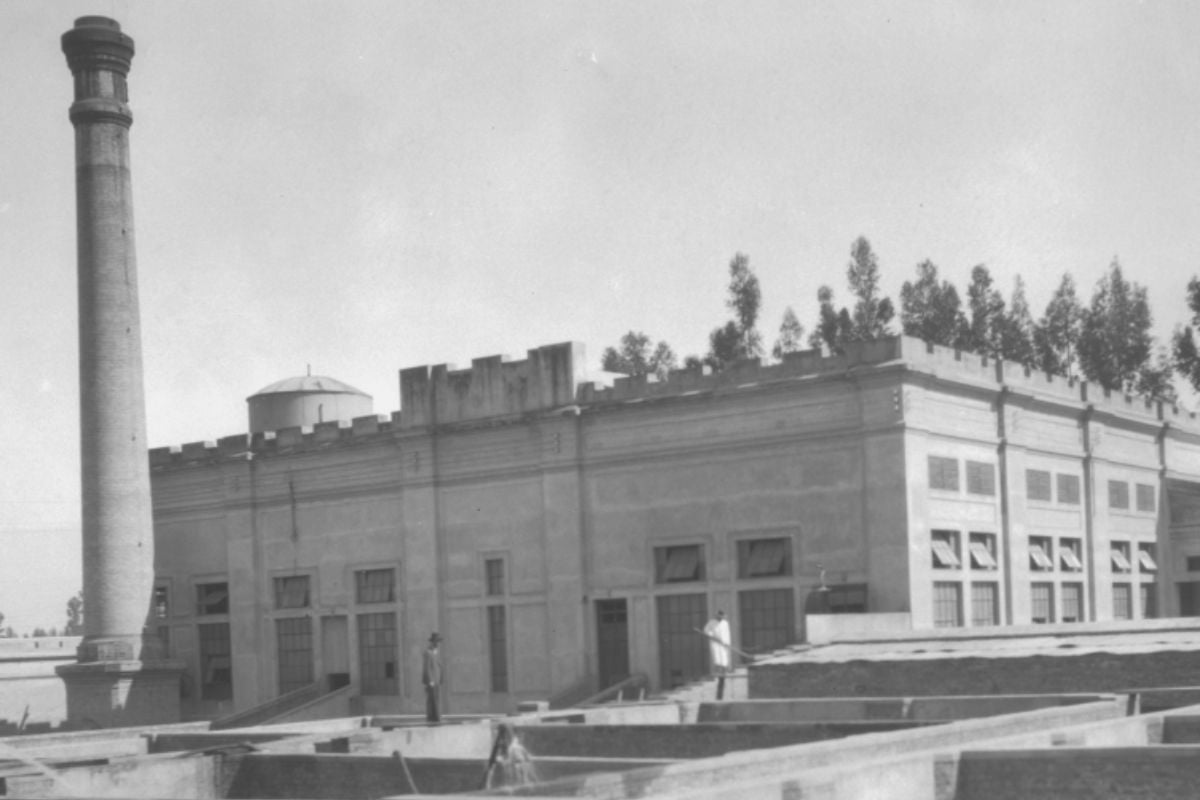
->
left=737, top=538, right=792, bottom=579
left=274, top=575, right=310, bottom=609
left=929, top=456, right=959, bottom=492
left=275, top=616, right=314, bottom=695
left=198, top=622, right=232, bottom=700
left=966, top=461, right=996, bottom=496
left=1188, top=556, right=1200, bottom=573
left=1031, top=582, right=1054, bottom=623
left=484, top=559, right=505, bottom=596
left=1108, top=480, right=1130, bottom=510
left=357, top=612, right=398, bottom=695
left=933, top=582, right=962, bottom=628
left=1029, top=537, right=1054, bottom=571
left=1057, top=474, right=1081, bottom=505
left=970, top=582, right=998, bottom=626
left=355, top=568, right=395, bottom=604
left=968, top=533, right=997, bottom=570
left=1113, top=583, right=1132, bottom=620
left=196, top=582, right=229, bottom=616
left=1026, top=469, right=1052, bottom=502
left=1136, top=484, right=1156, bottom=513
left=487, top=605, right=508, bottom=693
left=1141, top=583, right=1157, bottom=619
left=1059, top=538, right=1083, bottom=572
left=1111, top=542, right=1132, bottom=573
left=654, top=545, right=704, bottom=583
left=1061, top=583, right=1083, bottom=622
left=1137, top=544, right=1157, bottom=573
left=931, top=530, right=960, bottom=569
left=154, top=585, right=170, bottom=619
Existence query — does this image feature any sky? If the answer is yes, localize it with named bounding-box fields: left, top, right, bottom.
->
left=2, top=1, right=1199, bottom=633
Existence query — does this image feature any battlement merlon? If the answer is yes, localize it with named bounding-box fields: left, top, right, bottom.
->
left=399, top=342, right=590, bottom=427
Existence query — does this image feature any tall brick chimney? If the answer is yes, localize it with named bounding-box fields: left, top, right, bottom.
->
left=57, top=16, right=182, bottom=727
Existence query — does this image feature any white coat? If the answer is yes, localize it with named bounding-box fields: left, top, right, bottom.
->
left=704, top=616, right=731, bottom=671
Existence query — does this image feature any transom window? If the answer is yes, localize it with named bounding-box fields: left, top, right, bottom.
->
left=655, top=545, right=704, bottom=583
left=966, top=461, right=996, bottom=497
left=1029, top=537, right=1054, bottom=571
left=928, top=456, right=959, bottom=492
left=484, top=558, right=505, bottom=596
left=737, top=538, right=792, bottom=579
left=196, top=582, right=229, bottom=616
left=968, top=533, right=997, bottom=570
left=931, top=531, right=961, bottom=569
left=1111, top=542, right=1132, bottom=573
left=274, top=575, right=310, bottom=609
left=154, top=584, right=170, bottom=619
left=1137, top=544, right=1157, bottom=573
left=1059, top=538, right=1083, bottom=572
left=1026, top=470, right=1052, bottom=502
left=355, top=568, right=396, bottom=604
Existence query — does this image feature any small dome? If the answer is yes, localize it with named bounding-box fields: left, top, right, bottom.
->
left=247, top=373, right=373, bottom=434
left=249, top=375, right=369, bottom=398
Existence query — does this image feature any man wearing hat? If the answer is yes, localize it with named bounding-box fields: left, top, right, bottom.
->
left=422, top=632, right=443, bottom=723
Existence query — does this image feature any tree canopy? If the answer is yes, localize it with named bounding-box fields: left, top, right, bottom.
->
left=601, top=331, right=677, bottom=380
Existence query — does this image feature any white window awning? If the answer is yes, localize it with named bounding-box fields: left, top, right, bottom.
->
left=1059, top=547, right=1083, bottom=571
left=969, top=541, right=997, bottom=569
left=1111, top=547, right=1132, bottom=572
left=1138, top=549, right=1158, bottom=572
left=932, top=539, right=960, bottom=568
left=1029, top=543, right=1054, bottom=570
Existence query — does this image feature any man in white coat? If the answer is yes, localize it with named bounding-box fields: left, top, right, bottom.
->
left=703, top=610, right=732, bottom=699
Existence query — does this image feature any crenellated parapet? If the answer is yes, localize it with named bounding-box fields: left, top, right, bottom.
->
left=150, top=336, right=1200, bottom=469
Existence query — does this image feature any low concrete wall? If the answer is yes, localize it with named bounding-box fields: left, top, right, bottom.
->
left=5, top=753, right=220, bottom=799
left=515, top=722, right=934, bottom=760
left=695, top=695, right=1109, bottom=724
left=349, top=721, right=496, bottom=759
left=751, top=651, right=1200, bottom=698
left=489, top=699, right=1123, bottom=798
left=806, top=613, right=912, bottom=644
left=955, top=747, right=1200, bottom=800
left=1162, top=715, right=1200, bottom=743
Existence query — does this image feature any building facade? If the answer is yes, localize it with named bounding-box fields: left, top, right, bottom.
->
left=148, top=337, right=1200, bottom=718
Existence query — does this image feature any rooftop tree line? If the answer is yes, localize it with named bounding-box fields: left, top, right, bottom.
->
left=602, top=237, right=1196, bottom=403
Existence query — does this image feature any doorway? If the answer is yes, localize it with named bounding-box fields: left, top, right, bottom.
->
left=322, top=615, right=350, bottom=690
left=595, top=599, right=630, bottom=690
left=655, top=593, right=708, bottom=689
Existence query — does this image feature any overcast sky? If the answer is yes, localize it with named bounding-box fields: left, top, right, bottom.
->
left=2, top=1, right=1199, bottom=633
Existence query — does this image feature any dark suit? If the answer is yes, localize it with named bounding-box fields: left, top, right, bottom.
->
left=422, top=645, right=442, bottom=722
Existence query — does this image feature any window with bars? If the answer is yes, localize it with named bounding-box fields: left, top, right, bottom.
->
left=1057, top=474, right=1081, bottom=505
left=1111, top=542, right=1132, bottom=573
left=274, top=575, right=310, bottom=609
left=1113, top=583, right=1132, bottom=620
left=1031, top=582, right=1054, bottom=623
left=1108, top=480, right=1130, bottom=510
left=356, top=612, right=398, bottom=695
left=1029, top=537, right=1054, bottom=571
left=487, top=605, right=508, bottom=693
left=931, top=531, right=961, bottom=569
left=1141, top=583, right=1157, bottom=619
left=737, top=538, right=792, bottom=579
left=198, top=622, right=232, bottom=700
left=275, top=616, right=313, bottom=695
left=1059, top=538, right=1083, bottom=572
left=196, top=582, right=229, bottom=616
left=654, top=545, right=704, bottom=583
left=968, top=533, right=997, bottom=570
left=1137, top=544, right=1157, bottom=573
left=970, top=582, right=998, bottom=626
left=929, top=456, right=959, bottom=492
left=1136, top=484, right=1156, bottom=513
left=1026, top=469, right=1052, bottom=502
left=355, top=568, right=395, bottom=604
left=966, top=461, right=996, bottom=496
left=484, top=559, right=505, bottom=596
left=933, top=582, right=962, bottom=628
left=1061, top=583, right=1083, bottom=622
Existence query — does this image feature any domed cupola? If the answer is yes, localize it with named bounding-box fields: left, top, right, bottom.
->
left=247, top=370, right=373, bottom=434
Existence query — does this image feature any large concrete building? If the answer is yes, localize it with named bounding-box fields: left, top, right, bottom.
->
left=146, top=336, right=1200, bottom=720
